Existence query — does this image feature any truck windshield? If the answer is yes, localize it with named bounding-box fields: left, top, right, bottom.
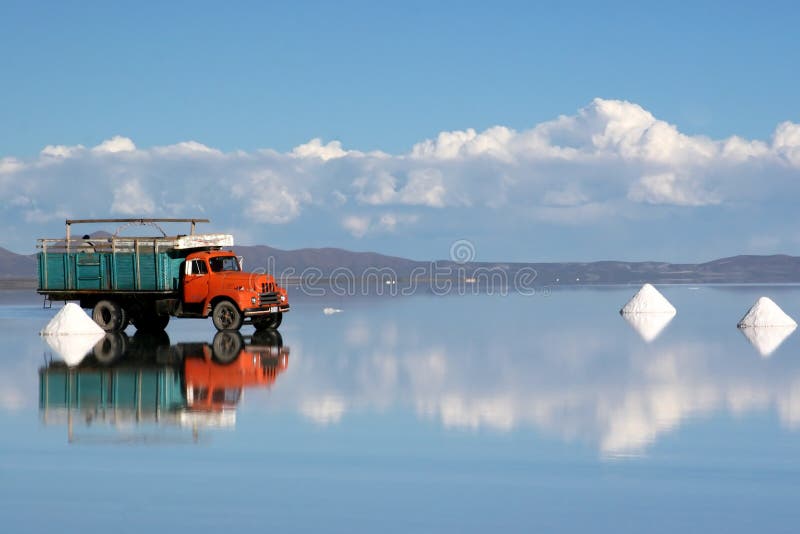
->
left=209, top=256, right=241, bottom=272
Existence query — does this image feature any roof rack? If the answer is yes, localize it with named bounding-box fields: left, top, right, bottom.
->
left=64, top=218, right=210, bottom=241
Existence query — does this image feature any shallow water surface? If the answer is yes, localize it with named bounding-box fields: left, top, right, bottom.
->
left=1, top=286, right=800, bottom=533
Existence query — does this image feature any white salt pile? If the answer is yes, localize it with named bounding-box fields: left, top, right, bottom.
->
left=739, top=325, right=796, bottom=358
left=323, top=307, right=343, bottom=315
left=620, top=283, right=676, bottom=315
left=737, top=297, right=797, bottom=328
left=621, top=312, right=675, bottom=343
left=41, top=303, right=106, bottom=335
left=41, top=303, right=106, bottom=366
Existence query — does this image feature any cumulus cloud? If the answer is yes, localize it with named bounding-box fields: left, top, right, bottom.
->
left=232, top=170, right=309, bottom=223
left=341, top=213, right=418, bottom=237
left=291, top=138, right=349, bottom=160
left=41, top=144, right=85, bottom=158
left=111, top=179, right=155, bottom=214
left=92, top=135, right=136, bottom=154
left=2, top=99, right=800, bottom=254
left=342, top=215, right=371, bottom=238
left=627, top=172, right=720, bottom=206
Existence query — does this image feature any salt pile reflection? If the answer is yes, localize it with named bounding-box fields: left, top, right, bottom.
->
left=739, top=325, right=797, bottom=357
left=621, top=311, right=675, bottom=342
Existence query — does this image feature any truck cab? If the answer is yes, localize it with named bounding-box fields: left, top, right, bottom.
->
left=182, top=250, right=289, bottom=330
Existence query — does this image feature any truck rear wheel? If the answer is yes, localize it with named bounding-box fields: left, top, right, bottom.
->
left=253, top=312, right=282, bottom=331
left=92, top=300, right=127, bottom=332
left=212, top=300, right=243, bottom=331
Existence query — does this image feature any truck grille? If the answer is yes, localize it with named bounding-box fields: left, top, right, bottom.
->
left=261, top=282, right=276, bottom=293
left=259, top=292, right=280, bottom=305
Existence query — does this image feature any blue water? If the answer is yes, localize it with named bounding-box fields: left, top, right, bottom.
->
left=2, top=286, right=800, bottom=532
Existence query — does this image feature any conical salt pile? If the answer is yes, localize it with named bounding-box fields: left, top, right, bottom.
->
left=620, top=283, right=676, bottom=315
left=737, top=297, right=797, bottom=328
left=41, top=303, right=105, bottom=335
left=41, top=303, right=105, bottom=366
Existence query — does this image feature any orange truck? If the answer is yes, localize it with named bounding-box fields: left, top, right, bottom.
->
left=37, top=218, right=289, bottom=332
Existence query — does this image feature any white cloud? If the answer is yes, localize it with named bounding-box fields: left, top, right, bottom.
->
left=291, top=138, right=349, bottom=160
left=628, top=172, right=721, bottom=206
left=2, top=98, right=800, bottom=255
left=111, top=179, right=155, bottom=214
left=399, top=168, right=447, bottom=207
left=411, top=126, right=515, bottom=161
left=542, top=184, right=589, bottom=207
left=41, top=144, right=85, bottom=158
left=0, top=157, right=24, bottom=174
left=773, top=121, right=800, bottom=166
left=342, top=213, right=418, bottom=237
left=353, top=172, right=398, bottom=205
left=232, top=171, right=308, bottom=224
left=92, top=135, right=136, bottom=154
left=341, top=215, right=371, bottom=238
left=154, top=141, right=221, bottom=156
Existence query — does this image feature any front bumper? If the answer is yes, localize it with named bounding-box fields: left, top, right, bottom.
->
left=243, top=304, right=290, bottom=317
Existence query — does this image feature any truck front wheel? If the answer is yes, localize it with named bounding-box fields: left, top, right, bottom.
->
left=253, top=312, right=282, bottom=331
left=212, top=300, right=243, bottom=331
left=92, top=300, right=127, bottom=332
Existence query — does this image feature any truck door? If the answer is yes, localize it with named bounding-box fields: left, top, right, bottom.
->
left=184, top=259, right=209, bottom=303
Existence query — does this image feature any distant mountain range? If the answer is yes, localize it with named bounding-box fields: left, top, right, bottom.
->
left=0, top=246, right=37, bottom=279
left=3, top=239, right=799, bottom=285
left=233, top=246, right=800, bottom=284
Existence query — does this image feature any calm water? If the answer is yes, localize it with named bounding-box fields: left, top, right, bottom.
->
left=2, top=286, right=800, bottom=533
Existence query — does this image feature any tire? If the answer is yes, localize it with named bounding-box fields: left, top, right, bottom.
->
left=253, top=312, right=282, bottom=331
left=92, top=300, right=126, bottom=332
left=93, top=332, right=128, bottom=364
left=212, top=300, right=243, bottom=331
left=132, top=314, right=170, bottom=332
left=212, top=331, right=243, bottom=363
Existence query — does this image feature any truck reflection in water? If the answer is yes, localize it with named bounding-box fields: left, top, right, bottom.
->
left=39, top=330, right=289, bottom=443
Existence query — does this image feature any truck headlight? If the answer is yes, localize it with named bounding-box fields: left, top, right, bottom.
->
left=280, top=295, right=286, bottom=302
left=251, top=296, right=257, bottom=305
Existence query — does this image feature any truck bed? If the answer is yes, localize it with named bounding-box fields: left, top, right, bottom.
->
left=37, top=234, right=232, bottom=294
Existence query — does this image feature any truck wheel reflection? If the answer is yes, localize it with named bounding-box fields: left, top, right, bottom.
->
left=212, top=331, right=244, bottom=363
left=92, top=332, right=128, bottom=365
left=39, top=332, right=289, bottom=444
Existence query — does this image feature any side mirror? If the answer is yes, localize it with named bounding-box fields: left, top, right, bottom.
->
left=237, top=256, right=244, bottom=270
left=185, top=261, right=192, bottom=275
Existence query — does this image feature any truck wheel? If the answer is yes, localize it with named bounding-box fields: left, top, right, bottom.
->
left=212, top=331, right=244, bottom=363
left=92, top=300, right=126, bottom=332
left=253, top=312, right=282, bottom=331
left=212, top=300, right=243, bottom=331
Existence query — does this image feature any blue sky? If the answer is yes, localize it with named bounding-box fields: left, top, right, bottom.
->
left=1, top=1, right=799, bottom=261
